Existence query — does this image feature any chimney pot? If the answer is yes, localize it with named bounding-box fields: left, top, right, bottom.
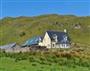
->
left=64, top=29, right=67, bottom=33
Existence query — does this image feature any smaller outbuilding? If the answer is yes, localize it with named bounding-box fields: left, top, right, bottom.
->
left=0, top=42, right=16, bottom=50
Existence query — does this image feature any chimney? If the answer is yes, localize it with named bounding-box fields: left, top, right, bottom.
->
left=64, top=29, right=67, bottom=33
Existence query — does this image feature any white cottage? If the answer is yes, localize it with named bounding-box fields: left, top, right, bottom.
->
left=39, top=29, right=71, bottom=48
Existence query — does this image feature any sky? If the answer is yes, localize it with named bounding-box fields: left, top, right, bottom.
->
left=0, top=0, right=90, bottom=18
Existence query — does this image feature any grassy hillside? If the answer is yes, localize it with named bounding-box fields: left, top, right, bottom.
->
left=0, top=14, right=90, bottom=46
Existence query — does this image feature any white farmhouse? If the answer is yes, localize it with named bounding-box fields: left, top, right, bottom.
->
left=39, top=29, right=71, bottom=48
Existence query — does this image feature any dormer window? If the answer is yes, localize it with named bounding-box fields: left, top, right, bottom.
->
left=63, top=35, right=67, bottom=42
left=52, top=34, right=58, bottom=42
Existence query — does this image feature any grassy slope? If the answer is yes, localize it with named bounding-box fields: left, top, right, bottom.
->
left=0, top=57, right=89, bottom=71
left=0, top=14, right=90, bottom=71
left=0, top=46, right=90, bottom=71
left=0, top=14, right=90, bottom=46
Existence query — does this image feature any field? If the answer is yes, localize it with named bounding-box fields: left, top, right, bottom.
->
left=0, top=46, right=90, bottom=71
left=0, top=57, right=89, bottom=71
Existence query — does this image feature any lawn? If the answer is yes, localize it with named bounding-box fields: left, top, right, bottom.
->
left=0, top=57, right=90, bottom=71
left=0, top=47, right=90, bottom=71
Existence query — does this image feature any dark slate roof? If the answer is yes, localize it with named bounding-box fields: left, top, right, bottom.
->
left=46, top=30, right=70, bottom=44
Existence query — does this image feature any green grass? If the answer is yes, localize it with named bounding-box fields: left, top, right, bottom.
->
left=0, top=14, right=90, bottom=71
left=0, top=56, right=90, bottom=71
left=0, top=46, right=90, bottom=71
left=0, top=14, right=90, bottom=45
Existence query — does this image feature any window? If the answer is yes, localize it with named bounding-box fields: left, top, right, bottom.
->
left=53, top=44, right=54, bottom=47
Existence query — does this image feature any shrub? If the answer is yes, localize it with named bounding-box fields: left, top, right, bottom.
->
left=40, top=61, right=46, bottom=65
left=39, top=57, right=45, bottom=61
left=19, top=32, right=26, bottom=37
left=29, top=56, right=35, bottom=62
left=32, top=63, right=37, bottom=66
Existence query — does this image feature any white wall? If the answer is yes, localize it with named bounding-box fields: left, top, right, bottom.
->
left=60, top=44, right=70, bottom=48
left=42, top=32, right=52, bottom=48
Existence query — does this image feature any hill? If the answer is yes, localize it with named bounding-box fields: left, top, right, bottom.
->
left=0, top=14, right=90, bottom=46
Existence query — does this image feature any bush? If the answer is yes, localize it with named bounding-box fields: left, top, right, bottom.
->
left=32, top=63, right=37, bottom=66
left=19, top=32, right=26, bottom=37
left=29, top=56, right=35, bottom=62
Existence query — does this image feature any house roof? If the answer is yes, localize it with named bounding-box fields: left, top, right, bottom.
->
left=46, top=30, right=70, bottom=44
left=0, top=43, right=16, bottom=49
left=22, top=36, right=42, bottom=46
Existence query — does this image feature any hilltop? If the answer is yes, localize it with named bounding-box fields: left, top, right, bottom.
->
left=0, top=14, right=90, bottom=46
